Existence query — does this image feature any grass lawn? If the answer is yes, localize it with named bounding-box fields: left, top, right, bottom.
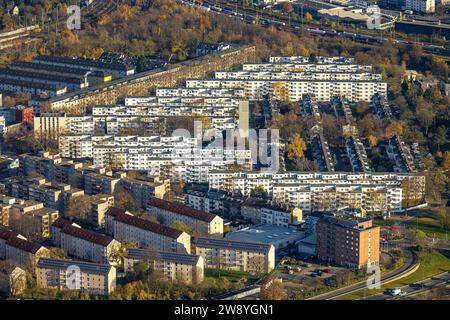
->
left=407, top=217, right=449, bottom=240
left=204, top=268, right=259, bottom=282
left=373, top=219, right=395, bottom=227
left=335, top=250, right=450, bottom=300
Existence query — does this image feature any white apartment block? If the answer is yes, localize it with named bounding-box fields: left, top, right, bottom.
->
left=260, top=206, right=303, bottom=227
left=36, top=258, right=116, bottom=295
left=147, top=198, right=224, bottom=236
left=124, top=248, right=204, bottom=284
left=105, top=207, right=191, bottom=254
left=195, top=237, right=275, bottom=273
left=154, top=88, right=245, bottom=98
left=185, top=56, right=386, bottom=102
left=186, top=78, right=386, bottom=102
left=35, top=89, right=247, bottom=139
left=59, top=135, right=252, bottom=183
left=269, top=56, right=355, bottom=64
left=58, top=135, right=93, bottom=159
left=208, top=171, right=426, bottom=213
left=242, top=63, right=372, bottom=73
left=405, top=0, right=435, bottom=13
left=52, top=218, right=121, bottom=265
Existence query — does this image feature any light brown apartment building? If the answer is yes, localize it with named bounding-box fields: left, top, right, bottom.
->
left=105, top=207, right=191, bottom=254
left=90, top=194, right=114, bottom=227
left=8, top=199, right=59, bottom=239
left=124, top=248, right=204, bottom=285
left=316, top=215, right=380, bottom=269
left=195, top=237, right=276, bottom=273
left=147, top=198, right=223, bottom=236
left=0, top=195, right=15, bottom=226
left=0, top=227, right=49, bottom=268
left=36, top=258, right=116, bottom=295
left=52, top=218, right=121, bottom=265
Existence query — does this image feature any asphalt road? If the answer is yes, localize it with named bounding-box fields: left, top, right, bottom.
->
left=366, top=271, right=450, bottom=300
left=309, top=249, right=417, bottom=300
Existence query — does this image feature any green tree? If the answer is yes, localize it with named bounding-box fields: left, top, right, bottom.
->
left=250, top=186, right=268, bottom=199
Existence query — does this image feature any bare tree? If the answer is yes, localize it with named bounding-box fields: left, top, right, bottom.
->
left=0, top=260, right=27, bottom=297
left=260, top=277, right=288, bottom=300
left=65, top=195, right=92, bottom=221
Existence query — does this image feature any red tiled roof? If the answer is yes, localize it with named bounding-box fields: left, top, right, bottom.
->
left=106, top=207, right=183, bottom=239
left=0, top=226, right=17, bottom=240
left=53, top=218, right=115, bottom=247
left=148, top=198, right=217, bottom=223
left=6, top=236, right=45, bottom=254
left=52, top=217, right=70, bottom=229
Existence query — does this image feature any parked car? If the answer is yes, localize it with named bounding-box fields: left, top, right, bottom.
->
left=386, top=288, right=402, bottom=296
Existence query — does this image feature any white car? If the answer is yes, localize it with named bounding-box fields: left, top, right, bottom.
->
left=389, top=288, right=402, bottom=296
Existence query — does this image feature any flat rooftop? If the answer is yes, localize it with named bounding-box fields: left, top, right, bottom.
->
left=226, top=224, right=304, bottom=249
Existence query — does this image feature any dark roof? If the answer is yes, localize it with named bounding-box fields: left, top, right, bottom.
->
left=6, top=236, right=45, bottom=254
left=125, top=248, right=200, bottom=265
left=52, top=217, right=71, bottom=229
left=148, top=198, right=217, bottom=223
left=33, top=55, right=134, bottom=72
left=195, top=237, right=273, bottom=253
left=37, top=258, right=111, bottom=273
left=53, top=218, right=115, bottom=246
left=106, top=207, right=183, bottom=239
left=0, top=226, right=17, bottom=240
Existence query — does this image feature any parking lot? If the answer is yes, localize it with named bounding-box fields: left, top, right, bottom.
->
left=273, top=257, right=355, bottom=297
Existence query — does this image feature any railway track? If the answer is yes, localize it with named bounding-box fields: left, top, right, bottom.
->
left=183, top=0, right=450, bottom=59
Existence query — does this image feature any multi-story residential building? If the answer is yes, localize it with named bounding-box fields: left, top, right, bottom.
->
left=387, top=136, right=416, bottom=173
left=260, top=206, right=303, bottom=227
left=59, top=135, right=252, bottom=183
left=83, top=170, right=122, bottom=196
left=0, top=227, right=49, bottom=267
left=34, top=113, right=95, bottom=140
left=19, top=152, right=88, bottom=186
left=124, top=248, right=204, bottom=284
left=0, top=195, right=15, bottom=226
left=186, top=57, right=386, bottom=102
left=243, top=61, right=372, bottom=73
left=8, top=199, right=58, bottom=239
left=34, top=89, right=247, bottom=141
left=195, top=237, right=275, bottom=273
left=58, top=135, right=93, bottom=159
left=208, top=171, right=425, bottom=212
left=240, top=199, right=303, bottom=227
left=105, top=208, right=191, bottom=254
left=0, top=115, right=6, bottom=137
left=4, top=176, right=76, bottom=211
left=52, top=218, right=121, bottom=264
left=90, top=194, right=115, bottom=227
left=36, top=258, right=116, bottom=295
left=316, top=214, right=380, bottom=269
left=268, top=56, right=356, bottom=64
left=405, top=0, right=435, bottom=13
left=18, top=152, right=169, bottom=210
left=184, top=186, right=244, bottom=219
left=120, top=176, right=169, bottom=207
left=147, top=198, right=224, bottom=236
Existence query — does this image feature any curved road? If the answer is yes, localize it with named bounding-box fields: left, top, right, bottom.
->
left=308, top=249, right=418, bottom=300
left=366, top=271, right=450, bottom=300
